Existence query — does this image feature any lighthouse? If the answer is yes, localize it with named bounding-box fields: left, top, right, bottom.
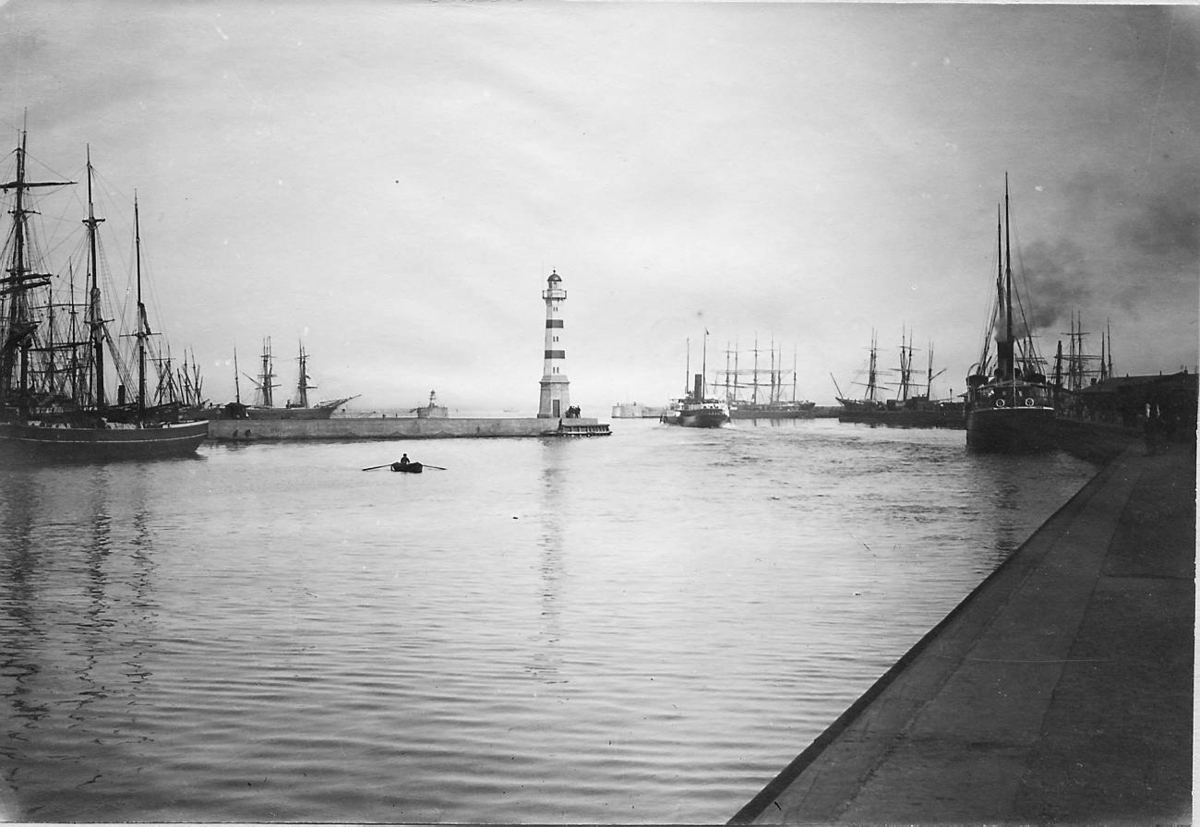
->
left=537, top=269, right=571, bottom=418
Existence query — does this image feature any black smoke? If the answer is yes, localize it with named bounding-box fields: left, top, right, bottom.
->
left=1012, top=237, right=1092, bottom=337
left=1116, top=190, right=1200, bottom=260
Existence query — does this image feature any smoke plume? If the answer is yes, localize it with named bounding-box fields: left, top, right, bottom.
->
left=1116, top=190, right=1200, bottom=260
left=1011, top=237, right=1092, bottom=337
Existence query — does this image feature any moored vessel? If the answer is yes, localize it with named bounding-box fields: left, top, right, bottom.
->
left=730, top=399, right=816, bottom=419
left=964, top=177, right=1057, bottom=452
left=0, top=129, right=208, bottom=461
left=239, top=337, right=356, bottom=420
left=832, top=329, right=888, bottom=416
left=837, top=332, right=964, bottom=429
left=715, top=339, right=815, bottom=419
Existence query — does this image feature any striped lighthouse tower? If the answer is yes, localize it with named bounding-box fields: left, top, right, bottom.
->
left=537, top=269, right=571, bottom=418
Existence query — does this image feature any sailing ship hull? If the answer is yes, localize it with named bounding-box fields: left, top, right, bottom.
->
left=836, top=398, right=885, bottom=414
left=729, top=402, right=816, bottom=420
left=246, top=406, right=338, bottom=420
left=965, top=406, right=1057, bottom=452
left=840, top=402, right=966, bottom=429
left=244, top=395, right=354, bottom=420
left=0, top=419, right=209, bottom=461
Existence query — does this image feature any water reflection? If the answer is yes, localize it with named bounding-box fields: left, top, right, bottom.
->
left=86, top=466, right=114, bottom=619
left=528, top=439, right=568, bottom=686
left=969, top=449, right=1096, bottom=566
left=0, top=461, right=162, bottom=818
left=126, top=475, right=158, bottom=688
left=0, top=468, right=47, bottom=731
left=0, top=427, right=1101, bottom=823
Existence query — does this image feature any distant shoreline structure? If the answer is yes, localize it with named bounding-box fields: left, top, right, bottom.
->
left=611, top=402, right=668, bottom=419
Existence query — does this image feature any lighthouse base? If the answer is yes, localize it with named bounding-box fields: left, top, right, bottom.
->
left=537, top=378, right=571, bottom=419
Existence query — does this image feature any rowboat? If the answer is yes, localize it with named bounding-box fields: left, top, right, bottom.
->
left=390, top=461, right=423, bottom=473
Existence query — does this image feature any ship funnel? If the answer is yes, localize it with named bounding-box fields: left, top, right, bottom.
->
left=993, top=317, right=1011, bottom=344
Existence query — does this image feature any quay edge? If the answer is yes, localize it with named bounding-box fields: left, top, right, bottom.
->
left=731, top=426, right=1194, bottom=825
left=207, top=416, right=609, bottom=441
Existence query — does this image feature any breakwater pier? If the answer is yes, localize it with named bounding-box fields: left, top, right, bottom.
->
left=208, top=415, right=609, bottom=441
left=733, top=431, right=1194, bottom=824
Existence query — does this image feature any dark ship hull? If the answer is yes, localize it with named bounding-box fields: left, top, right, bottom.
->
left=729, top=401, right=815, bottom=420
left=0, top=419, right=209, bottom=461
left=965, top=393, right=1057, bottom=451
left=839, top=401, right=965, bottom=429
left=246, top=404, right=341, bottom=420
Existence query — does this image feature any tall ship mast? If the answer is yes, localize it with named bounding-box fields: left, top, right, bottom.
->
left=963, top=175, right=1057, bottom=451
left=713, top=336, right=816, bottom=420
left=833, top=329, right=886, bottom=413
left=292, top=342, right=312, bottom=409
left=0, top=126, right=208, bottom=459
left=836, top=330, right=962, bottom=429
left=236, top=336, right=356, bottom=420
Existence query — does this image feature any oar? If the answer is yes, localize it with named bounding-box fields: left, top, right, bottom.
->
left=362, top=462, right=447, bottom=471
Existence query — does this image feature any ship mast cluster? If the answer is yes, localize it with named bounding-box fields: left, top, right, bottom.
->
left=713, top=336, right=809, bottom=408
left=0, top=129, right=202, bottom=426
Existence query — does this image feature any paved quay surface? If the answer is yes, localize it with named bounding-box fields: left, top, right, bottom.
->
left=732, top=440, right=1195, bottom=825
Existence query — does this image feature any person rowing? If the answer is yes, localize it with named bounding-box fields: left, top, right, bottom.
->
left=390, top=453, right=422, bottom=473
left=362, top=456, right=446, bottom=471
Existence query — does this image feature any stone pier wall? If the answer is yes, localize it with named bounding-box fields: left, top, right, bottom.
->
left=208, top=416, right=601, bottom=441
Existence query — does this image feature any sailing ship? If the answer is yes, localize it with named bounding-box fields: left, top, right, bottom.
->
left=240, top=337, right=357, bottom=420
left=1054, top=312, right=1115, bottom=421
left=661, top=333, right=729, bottom=428
left=714, top=339, right=816, bottom=419
left=837, top=330, right=964, bottom=429
left=964, top=177, right=1057, bottom=452
left=832, top=329, right=888, bottom=414
left=167, top=347, right=210, bottom=419
left=0, top=129, right=209, bottom=460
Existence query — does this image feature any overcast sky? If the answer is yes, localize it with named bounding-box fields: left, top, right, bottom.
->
left=1, top=1, right=1196, bottom=413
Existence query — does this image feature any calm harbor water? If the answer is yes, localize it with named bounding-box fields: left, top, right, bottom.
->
left=0, top=418, right=1098, bottom=823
